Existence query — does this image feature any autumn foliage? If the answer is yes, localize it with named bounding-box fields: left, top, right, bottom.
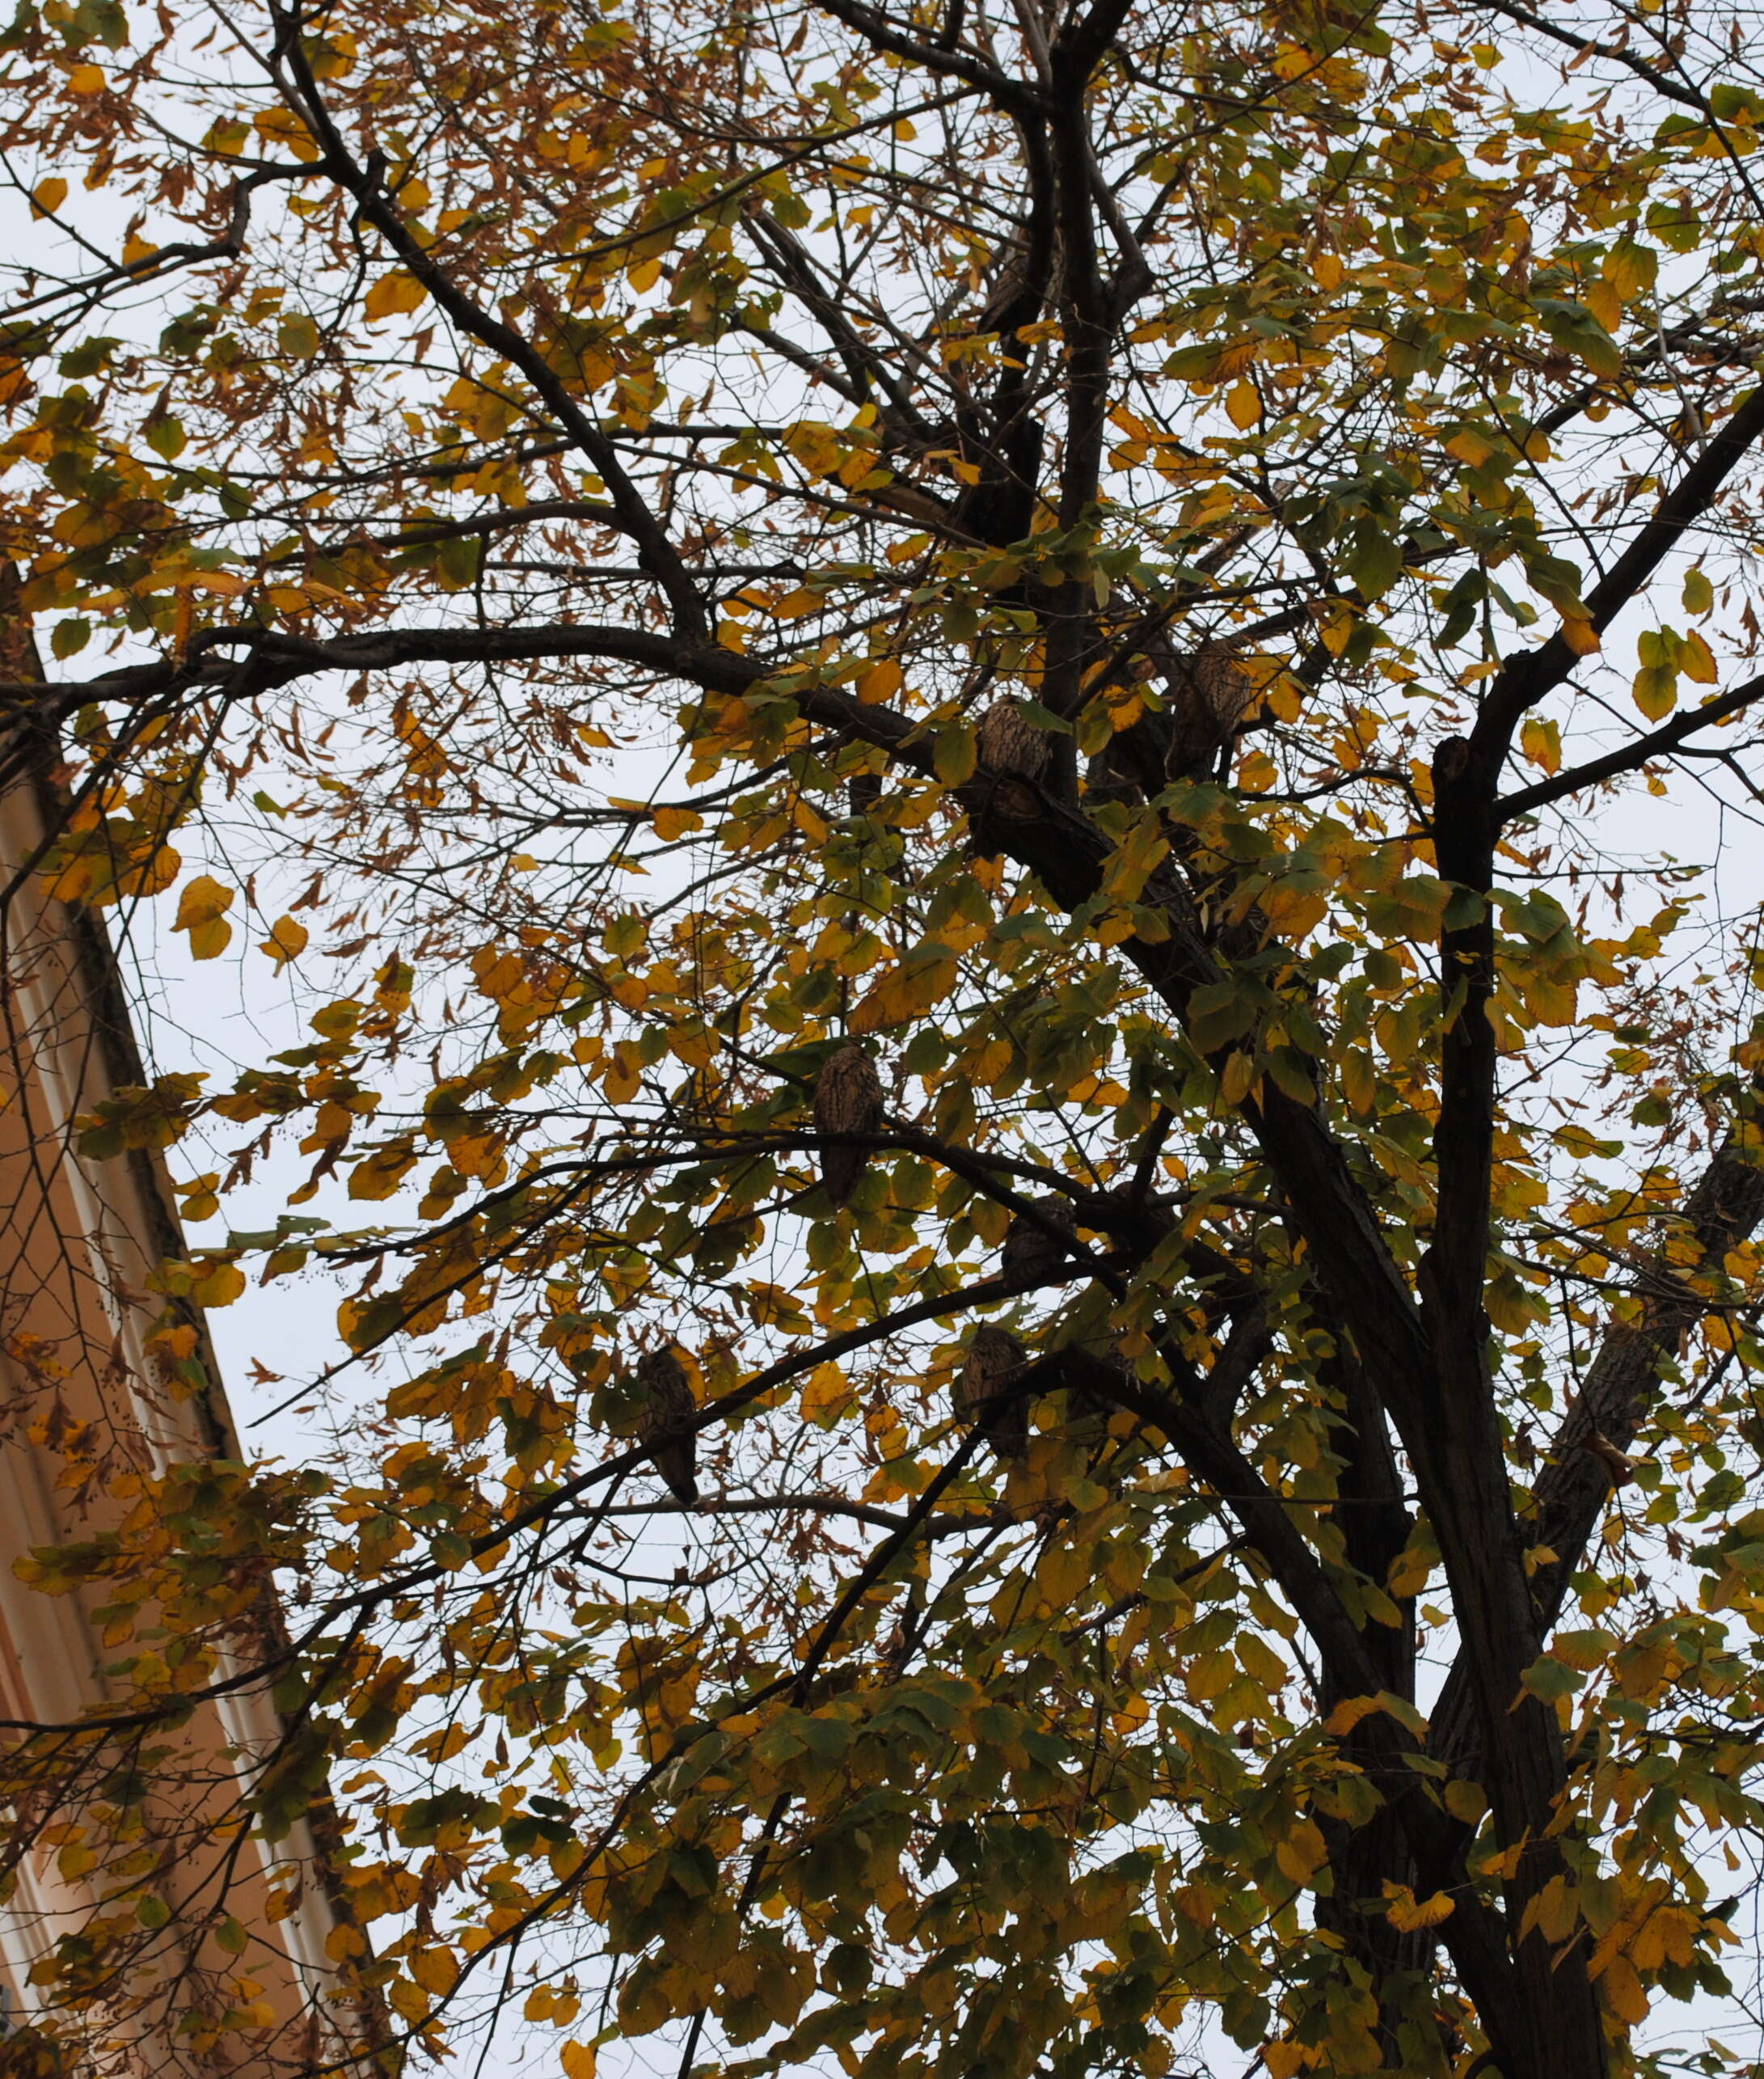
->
left=6, top=0, right=1764, bottom=2077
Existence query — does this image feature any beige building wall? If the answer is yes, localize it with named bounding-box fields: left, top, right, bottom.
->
left=0, top=710, right=386, bottom=2073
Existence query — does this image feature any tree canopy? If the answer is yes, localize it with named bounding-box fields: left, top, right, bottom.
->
left=8, top=1, right=1764, bottom=2076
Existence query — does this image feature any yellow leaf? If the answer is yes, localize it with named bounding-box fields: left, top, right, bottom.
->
left=1632, top=1904, right=1698, bottom=1972
left=1520, top=716, right=1560, bottom=775
left=1264, top=2043, right=1305, bottom=2079
left=1340, top=1050, right=1375, bottom=1115
left=1038, top=1540, right=1092, bottom=1613
left=1521, top=1876, right=1578, bottom=1952
left=791, top=797, right=829, bottom=845
left=389, top=1979, right=428, bottom=2023
left=1316, top=602, right=1357, bottom=657
left=562, top=2042, right=598, bottom=2079
left=1551, top=1627, right=1613, bottom=1672
left=1274, top=1819, right=1326, bottom=1883
left=1225, top=380, right=1261, bottom=430
left=858, top=657, right=903, bottom=704
left=1584, top=279, right=1621, bottom=333
left=1220, top=1051, right=1258, bottom=1105
left=602, top=1050, right=641, bottom=1104
left=1602, top=237, right=1656, bottom=302
left=192, top=1261, right=246, bottom=1308
left=1632, top=664, right=1676, bottom=722
left=1323, top=1687, right=1427, bottom=1738
left=1323, top=1693, right=1382, bottom=1736
left=1386, top=1528, right=1436, bottom=1599
left=363, top=272, right=428, bottom=323
left=31, top=176, right=68, bottom=217
left=748, top=1280, right=810, bottom=1332
left=850, top=945, right=958, bottom=1033
left=1681, top=628, right=1717, bottom=683
left=1383, top=1883, right=1455, bottom=1932
left=260, top=915, right=308, bottom=970
left=174, top=875, right=235, bottom=961
left=66, top=62, right=104, bottom=93
left=1442, top=1778, right=1487, bottom=1824
left=1260, top=875, right=1327, bottom=940
left=1313, top=251, right=1344, bottom=291
left=1600, top=1953, right=1649, bottom=2025
left=800, top=1362, right=854, bottom=1427
left=1486, top=1267, right=1548, bottom=1332
left=627, top=257, right=662, bottom=294
left=1559, top=615, right=1601, bottom=657
left=175, top=875, right=233, bottom=925
left=349, top=1145, right=420, bottom=1202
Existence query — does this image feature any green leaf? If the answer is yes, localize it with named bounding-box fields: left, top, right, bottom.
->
left=1187, top=978, right=1265, bottom=1052
left=145, top=416, right=186, bottom=460
left=1520, top=1655, right=1585, bottom=1703
left=279, top=313, right=320, bottom=359
left=1348, top=528, right=1403, bottom=600
left=933, top=725, right=976, bottom=785
left=1535, top=298, right=1623, bottom=380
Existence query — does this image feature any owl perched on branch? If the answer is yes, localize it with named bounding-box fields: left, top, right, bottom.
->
left=1001, top=1196, right=1078, bottom=1286
left=975, top=699, right=1049, bottom=780
left=813, top=1040, right=883, bottom=1208
left=1087, top=638, right=1259, bottom=801
left=954, top=1325, right=1029, bottom=1465
left=1165, top=640, right=1255, bottom=775
left=635, top=1347, right=698, bottom=1505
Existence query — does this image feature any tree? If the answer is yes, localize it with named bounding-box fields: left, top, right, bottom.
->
left=6, top=0, right=1764, bottom=2073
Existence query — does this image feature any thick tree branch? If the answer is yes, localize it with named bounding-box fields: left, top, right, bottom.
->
left=1478, top=0, right=1707, bottom=111
left=1468, top=382, right=1764, bottom=773
left=1431, top=1113, right=1764, bottom=1772
left=273, top=20, right=711, bottom=640
left=1047, top=0, right=1137, bottom=88
left=1034, top=1345, right=1526, bottom=2056
left=808, top=0, right=1045, bottom=113
left=1500, top=670, right=1764, bottom=821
